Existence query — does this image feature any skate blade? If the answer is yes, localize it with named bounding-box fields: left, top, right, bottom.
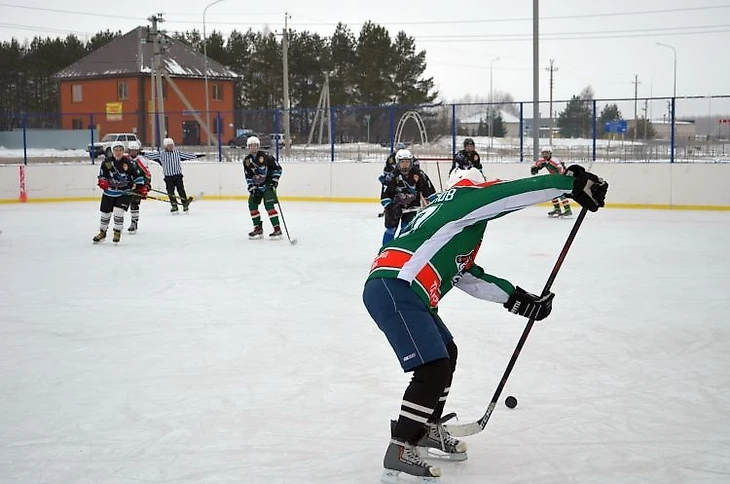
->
left=269, top=235, right=283, bottom=240
left=381, top=469, right=440, bottom=484
left=419, top=447, right=468, bottom=462
left=248, top=235, right=263, bottom=240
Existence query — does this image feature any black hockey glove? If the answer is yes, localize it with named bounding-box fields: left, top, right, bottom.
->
left=530, top=166, right=539, bottom=175
left=503, top=286, right=554, bottom=321
left=565, top=164, right=608, bottom=212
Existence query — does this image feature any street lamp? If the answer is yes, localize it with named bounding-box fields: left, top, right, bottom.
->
left=656, top=42, right=677, bottom=162
left=489, top=56, right=500, bottom=149
left=203, top=0, right=226, bottom=145
left=655, top=42, right=677, bottom=99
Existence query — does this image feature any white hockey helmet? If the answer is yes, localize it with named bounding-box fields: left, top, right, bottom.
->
left=162, top=137, right=175, bottom=147
left=246, top=136, right=261, bottom=147
left=127, top=141, right=140, bottom=151
left=111, top=140, right=125, bottom=150
left=395, top=149, right=414, bottom=173
left=448, top=167, right=486, bottom=188
left=541, top=146, right=552, bottom=157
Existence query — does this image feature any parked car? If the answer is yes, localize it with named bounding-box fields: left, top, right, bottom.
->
left=227, top=132, right=270, bottom=150
left=87, top=133, right=141, bottom=159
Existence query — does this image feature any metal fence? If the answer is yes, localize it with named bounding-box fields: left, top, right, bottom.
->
left=1, top=95, right=729, bottom=165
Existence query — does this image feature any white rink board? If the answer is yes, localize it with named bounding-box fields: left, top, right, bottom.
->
left=0, top=161, right=729, bottom=208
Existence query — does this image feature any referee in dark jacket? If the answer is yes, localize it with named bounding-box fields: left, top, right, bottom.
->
left=146, top=137, right=198, bottom=213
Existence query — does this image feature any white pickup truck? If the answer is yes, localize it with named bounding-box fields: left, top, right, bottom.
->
left=87, top=133, right=141, bottom=159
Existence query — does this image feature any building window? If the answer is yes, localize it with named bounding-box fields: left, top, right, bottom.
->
left=212, top=83, right=222, bottom=101
left=117, top=81, right=128, bottom=100
left=71, top=84, right=82, bottom=103
left=71, top=118, right=84, bottom=130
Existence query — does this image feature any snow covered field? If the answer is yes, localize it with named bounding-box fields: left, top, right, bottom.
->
left=1, top=201, right=729, bottom=484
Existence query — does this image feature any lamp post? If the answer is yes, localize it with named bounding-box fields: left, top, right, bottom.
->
left=655, top=42, right=677, bottom=99
left=203, top=0, right=225, bottom=145
left=656, top=42, right=677, bottom=162
left=489, top=56, right=500, bottom=149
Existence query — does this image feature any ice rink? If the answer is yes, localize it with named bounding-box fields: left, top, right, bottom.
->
left=1, top=200, right=729, bottom=484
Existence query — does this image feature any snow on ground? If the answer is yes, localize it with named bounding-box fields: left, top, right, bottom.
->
left=1, top=201, right=729, bottom=483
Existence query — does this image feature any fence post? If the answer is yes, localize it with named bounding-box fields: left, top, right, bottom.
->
left=217, top=112, right=222, bottom=162
left=389, top=106, right=396, bottom=152
left=330, top=106, right=336, bottom=162
left=451, top=104, right=456, bottom=157
left=274, top=108, right=280, bottom=160
left=592, top=99, right=597, bottom=163
left=670, top=97, right=675, bottom=163
left=89, top=113, right=95, bottom=165
left=519, top=102, right=524, bottom=162
left=21, top=113, right=28, bottom=166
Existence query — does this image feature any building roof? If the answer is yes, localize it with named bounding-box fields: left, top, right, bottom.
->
left=461, top=109, right=521, bottom=124
left=52, top=26, right=238, bottom=81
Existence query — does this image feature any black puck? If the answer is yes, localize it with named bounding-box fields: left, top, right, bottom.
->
left=505, top=395, right=518, bottom=409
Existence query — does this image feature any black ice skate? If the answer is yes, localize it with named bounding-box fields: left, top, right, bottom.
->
left=269, top=225, right=283, bottom=238
left=92, top=230, right=106, bottom=243
left=170, top=205, right=179, bottom=214
left=128, top=221, right=138, bottom=234
left=558, top=208, right=573, bottom=218
left=248, top=225, right=263, bottom=239
left=415, top=421, right=467, bottom=461
left=382, top=439, right=441, bottom=484
left=182, top=199, right=190, bottom=213
left=112, top=229, right=121, bottom=244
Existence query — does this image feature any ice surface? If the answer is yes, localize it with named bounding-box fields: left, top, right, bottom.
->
left=1, top=201, right=729, bottom=484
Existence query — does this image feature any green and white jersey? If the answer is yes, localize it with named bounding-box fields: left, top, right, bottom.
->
left=367, top=174, right=575, bottom=311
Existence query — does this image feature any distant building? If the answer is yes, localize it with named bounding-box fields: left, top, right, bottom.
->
left=51, top=26, right=238, bottom=146
left=459, top=109, right=523, bottom=138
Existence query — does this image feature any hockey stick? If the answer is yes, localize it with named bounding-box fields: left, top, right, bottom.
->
left=150, top=187, right=204, bottom=204
left=444, top=206, right=590, bottom=438
left=275, top=201, right=298, bottom=245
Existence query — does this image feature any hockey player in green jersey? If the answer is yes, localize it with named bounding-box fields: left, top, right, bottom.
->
left=362, top=165, right=608, bottom=482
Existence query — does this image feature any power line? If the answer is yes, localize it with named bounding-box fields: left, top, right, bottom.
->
left=0, top=22, right=95, bottom=36
left=2, top=2, right=727, bottom=27
left=169, top=4, right=730, bottom=26
left=414, top=27, right=730, bottom=43
left=0, top=3, right=143, bottom=21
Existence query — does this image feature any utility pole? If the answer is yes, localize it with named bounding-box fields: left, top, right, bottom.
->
left=282, top=12, right=292, bottom=158
left=148, top=13, right=166, bottom=145
left=545, top=59, right=558, bottom=144
left=632, top=74, right=641, bottom=142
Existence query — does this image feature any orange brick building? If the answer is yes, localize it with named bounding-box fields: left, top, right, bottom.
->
left=52, top=26, right=237, bottom=146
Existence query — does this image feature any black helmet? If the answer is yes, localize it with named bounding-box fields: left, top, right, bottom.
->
left=464, top=138, right=475, bottom=148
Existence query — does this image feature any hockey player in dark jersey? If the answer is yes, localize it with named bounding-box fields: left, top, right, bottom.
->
left=450, top=137, right=483, bottom=175
left=92, top=141, right=146, bottom=244
left=363, top=165, right=608, bottom=481
left=380, top=149, right=437, bottom=246
left=243, top=136, right=283, bottom=239
left=377, top=142, right=407, bottom=218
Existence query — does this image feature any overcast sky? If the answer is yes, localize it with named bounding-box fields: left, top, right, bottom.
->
left=2, top=0, right=730, bottom=115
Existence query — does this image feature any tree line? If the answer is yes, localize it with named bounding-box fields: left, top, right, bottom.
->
left=0, top=23, right=435, bottom=115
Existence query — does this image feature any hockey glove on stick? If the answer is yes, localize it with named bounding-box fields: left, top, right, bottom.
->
left=565, top=164, right=608, bottom=212
left=504, top=286, right=555, bottom=321
left=98, top=178, right=110, bottom=190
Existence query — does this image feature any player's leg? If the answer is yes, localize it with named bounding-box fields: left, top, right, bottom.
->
left=175, top=175, right=190, bottom=211
left=247, top=191, right=264, bottom=238
left=128, top=198, right=140, bottom=233
left=560, top=194, right=572, bottom=216
left=382, top=206, right=401, bottom=245
left=262, top=187, right=282, bottom=237
left=363, top=277, right=447, bottom=479
left=111, top=195, right=130, bottom=243
left=93, top=195, right=114, bottom=243
left=548, top=197, right=561, bottom=217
